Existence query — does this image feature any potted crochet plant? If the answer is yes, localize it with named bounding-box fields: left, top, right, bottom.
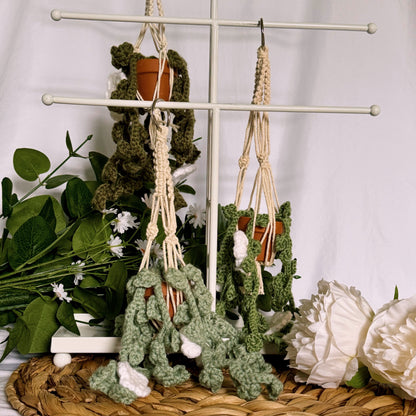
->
left=215, top=44, right=300, bottom=353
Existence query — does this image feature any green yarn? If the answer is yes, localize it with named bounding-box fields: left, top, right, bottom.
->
left=89, top=263, right=283, bottom=403
left=92, top=43, right=200, bottom=211
left=216, top=201, right=300, bottom=352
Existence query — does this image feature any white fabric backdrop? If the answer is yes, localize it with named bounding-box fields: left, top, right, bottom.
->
left=1, top=0, right=415, bottom=312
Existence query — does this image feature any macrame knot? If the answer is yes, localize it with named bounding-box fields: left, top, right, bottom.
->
left=256, top=155, right=270, bottom=168
left=257, top=45, right=268, bottom=60
left=146, top=223, right=159, bottom=240
left=238, top=155, right=250, bottom=169
left=164, top=233, right=179, bottom=247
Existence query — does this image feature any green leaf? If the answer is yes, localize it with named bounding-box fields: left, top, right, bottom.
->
left=72, top=213, right=111, bottom=262
left=104, top=261, right=128, bottom=319
left=65, top=178, right=93, bottom=218
left=39, top=197, right=56, bottom=231
left=65, top=131, right=74, bottom=154
left=8, top=216, right=56, bottom=270
left=13, top=148, right=51, bottom=182
left=0, top=318, right=27, bottom=362
left=0, top=311, right=16, bottom=326
left=345, top=366, right=371, bottom=388
left=394, top=285, right=399, bottom=300
left=176, top=184, right=196, bottom=195
left=6, top=195, right=67, bottom=235
left=45, top=174, right=78, bottom=189
left=1, top=177, right=13, bottom=217
left=79, top=276, right=101, bottom=288
left=71, top=287, right=107, bottom=319
left=89, top=151, right=108, bottom=183
left=56, top=301, right=80, bottom=335
left=17, top=297, right=59, bottom=354
left=0, top=292, right=37, bottom=311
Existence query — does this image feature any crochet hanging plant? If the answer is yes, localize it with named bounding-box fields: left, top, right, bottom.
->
left=92, top=42, right=200, bottom=212
left=216, top=202, right=299, bottom=352
left=90, top=108, right=283, bottom=403
left=215, top=44, right=300, bottom=353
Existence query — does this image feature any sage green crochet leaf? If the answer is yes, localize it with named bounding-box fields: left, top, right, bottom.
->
left=172, top=301, right=191, bottom=325
left=165, top=268, right=188, bottom=291
left=199, top=367, right=224, bottom=393
left=145, top=295, right=162, bottom=323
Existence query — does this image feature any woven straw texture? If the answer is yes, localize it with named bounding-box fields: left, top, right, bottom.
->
left=6, top=354, right=416, bottom=416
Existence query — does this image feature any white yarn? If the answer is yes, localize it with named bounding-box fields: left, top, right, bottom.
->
left=180, top=333, right=202, bottom=359
left=117, top=361, right=151, bottom=397
left=171, top=163, right=197, bottom=185
left=233, top=230, right=249, bottom=267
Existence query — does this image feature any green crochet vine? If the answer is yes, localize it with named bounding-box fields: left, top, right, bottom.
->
left=92, top=42, right=200, bottom=211
left=89, top=263, right=283, bottom=403
left=216, top=201, right=299, bottom=352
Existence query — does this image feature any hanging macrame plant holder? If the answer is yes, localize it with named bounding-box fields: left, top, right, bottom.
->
left=134, top=0, right=175, bottom=101
left=216, top=44, right=299, bottom=353
left=89, top=106, right=283, bottom=404
left=92, top=0, right=199, bottom=211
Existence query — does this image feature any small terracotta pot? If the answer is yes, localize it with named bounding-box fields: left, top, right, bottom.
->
left=136, top=58, right=171, bottom=101
left=238, top=216, right=284, bottom=264
left=144, top=282, right=182, bottom=319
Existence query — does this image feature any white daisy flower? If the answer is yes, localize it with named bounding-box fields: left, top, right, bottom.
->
left=111, top=211, right=139, bottom=234
left=108, top=235, right=124, bottom=258
left=101, top=208, right=118, bottom=216
left=187, top=204, right=206, bottom=228
left=51, top=283, right=72, bottom=303
left=71, top=260, right=86, bottom=285
left=135, top=239, right=164, bottom=263
left=141, top=193, right=154, bottom=209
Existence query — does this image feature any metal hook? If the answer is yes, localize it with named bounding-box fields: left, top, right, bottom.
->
left=259, top=18, right=265, bottom=47
left=150, top=98, right=171, bottom=127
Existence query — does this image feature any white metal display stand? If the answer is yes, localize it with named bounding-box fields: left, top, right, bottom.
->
left=45, top=1, right=379, bottom=366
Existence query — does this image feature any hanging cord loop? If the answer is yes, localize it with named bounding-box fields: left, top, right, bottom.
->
left=134, top=0, right=175, bottom=101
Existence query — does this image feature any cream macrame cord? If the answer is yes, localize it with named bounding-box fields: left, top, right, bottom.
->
left=134, top=0, right=175, bottom=101
left=234, top=45, right=280, bottom=270
left=140, top=108, right=184, bottom=318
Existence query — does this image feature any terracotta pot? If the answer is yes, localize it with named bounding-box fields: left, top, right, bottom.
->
left=144, top=282, right=182, bottom=319
left=238, top=216, right=284, bottom=264
left=136, top=58, right=171, bottom=101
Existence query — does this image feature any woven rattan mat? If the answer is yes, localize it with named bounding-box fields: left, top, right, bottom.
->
left=6, top=354, right=416, bottom=416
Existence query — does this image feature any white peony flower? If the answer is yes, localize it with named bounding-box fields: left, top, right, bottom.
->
left=362, top=295, right=416, bottom=399
left=71, top=259, right=85, bottom=285
left=284, top=280, right=374, bottom=388
left=111, top=211, right=139, bottom=234
left=51, top=283, right=72, bottom=303
left=107, top=235, right=124, bottom=258
left=233, top=230, right=249, bottom=268
left=187, top=204, right=206, bottom=228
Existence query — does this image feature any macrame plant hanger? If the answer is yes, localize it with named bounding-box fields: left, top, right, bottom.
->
left=234, top=29, right=280, bottom=289
left=134, top=0, right=175, bottom=102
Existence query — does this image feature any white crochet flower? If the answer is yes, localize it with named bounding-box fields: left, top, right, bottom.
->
left=117, top=362, right=151, bottom=397
left=71, top=259, right=85, bottom=285
left=51, top=283, right=72, bottom=303
left=187, top=204, right=206, bottom=228
left=111, top=211, right=139, bottom=234
left=284, top=280, right=374, bottom=388
left=233, top=230, right=249, bottom=268
left=180, top=333, right=202, bottom=359
left=362, top=295, right=416, bottom=399
left=171, top=164, right=196, bottom=185
left=107, top=235, right=124, bottom=258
